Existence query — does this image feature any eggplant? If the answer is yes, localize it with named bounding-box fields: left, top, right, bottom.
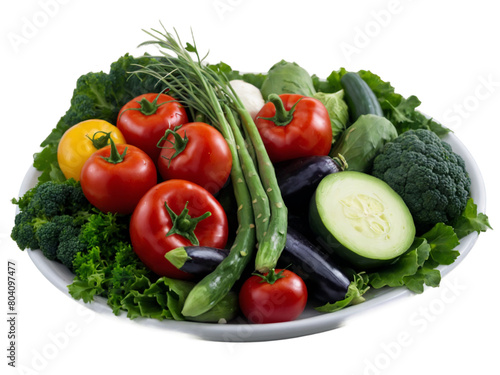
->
left=165, top=246, right=229, bottom=278
left=275, top=155, right=346, bottom=214
left=277, top=226, right=351, bottom=305
left=168, top=226, right=351, bottom=305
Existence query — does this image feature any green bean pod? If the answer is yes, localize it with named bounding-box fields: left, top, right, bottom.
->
left=237, top=108, right=288, bottom=273
left=224, top=106, right=270, bottom=245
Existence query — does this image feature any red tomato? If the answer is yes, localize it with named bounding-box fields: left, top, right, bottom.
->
left=157, top=122, right=232, bottom=195
left=80, top=142, right=157, bottom=215
left=129, top=179, right=228, bottom=280
left=117, top=92, right=189, bottom=162
left=254, top=94, right=332, bottom=163
left=239, top=269, right=308, bottom=324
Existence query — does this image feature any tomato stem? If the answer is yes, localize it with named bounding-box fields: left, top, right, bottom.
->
left=164, top=201, right=211, bottom=246
left=252, top=268, right=286, bottom=285
left=257, top=94, right=302, bottom=127
left=100, top=137, right=127, bottom=164
left=136, top=96, right=160, bottom=116
left=87, top=131, right=112, bottom=150
left=157, top=125, right=189, bottom=167
left=118, top=91, right=176, bottom=119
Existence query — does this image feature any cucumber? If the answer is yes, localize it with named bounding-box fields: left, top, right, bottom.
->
left=309, top=171, right=415, bottom=269
left=340, top=72, right=383, bottom=122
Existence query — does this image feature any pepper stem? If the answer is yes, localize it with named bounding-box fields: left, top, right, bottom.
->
left=165, top=202, right=211, bottom=246
left=257, top=94, right=303, bottom=127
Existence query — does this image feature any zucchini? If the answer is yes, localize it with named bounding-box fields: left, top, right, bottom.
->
left=340, top=72, right=383, bottom=122
left=309, top=171, right=415, bottom=269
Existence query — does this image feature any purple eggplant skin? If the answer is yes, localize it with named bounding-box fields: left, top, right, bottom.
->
left=165, top=246, right=230, bottom=278
left=275, top=155, right=345, bottom=214
left=277, top=226, right=351, bottom=305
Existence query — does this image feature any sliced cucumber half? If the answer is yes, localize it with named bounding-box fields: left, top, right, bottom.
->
left=309, top=171, right=415, bottom=269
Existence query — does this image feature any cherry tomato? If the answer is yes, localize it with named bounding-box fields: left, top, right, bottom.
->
left=117, top=92, right=189, bottom=162
left=157, top=122, right=232, bottom=195
left=80, top=141, right=157, bottom=215
left=129, top=179, right=228, bottom=280
left=239, top=269, right=308, bottom=324
left=57, top=119, right=126, bottom=181
left=254, top=94, right=332, bottom=163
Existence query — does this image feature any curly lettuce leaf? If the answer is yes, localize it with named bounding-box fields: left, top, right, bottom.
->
left=121, top=277, right=194, bottom=321
left=120, top=277, right=239, bottom=322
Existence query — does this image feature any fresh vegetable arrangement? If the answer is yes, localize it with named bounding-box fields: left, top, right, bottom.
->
left=11, top=25, right=492, bottom=327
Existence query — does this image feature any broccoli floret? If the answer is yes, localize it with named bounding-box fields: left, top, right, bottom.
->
left=12, top=178, right=140, bottom=279
left=56, top=225, right=87, bottom=271
left=10, top=211, right=43, bottom=250
left=27, top=179, right=90, bottom=217
left=371, top=129, right=471, bottom=234
left=11, top=179, right=90, bottom=252
left=37, top=215, right=76, bottom=260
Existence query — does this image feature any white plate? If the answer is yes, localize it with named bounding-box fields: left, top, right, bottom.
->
left=19, top=132, right=486, bottom=342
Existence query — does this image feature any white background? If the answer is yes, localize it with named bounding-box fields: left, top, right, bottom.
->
left=1, top=0, right=499, bottom=374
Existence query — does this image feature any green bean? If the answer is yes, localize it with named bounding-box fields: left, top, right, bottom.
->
left=236, top=107, right=288, bottom=273
left=223, top=105, right=270, bottom=245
